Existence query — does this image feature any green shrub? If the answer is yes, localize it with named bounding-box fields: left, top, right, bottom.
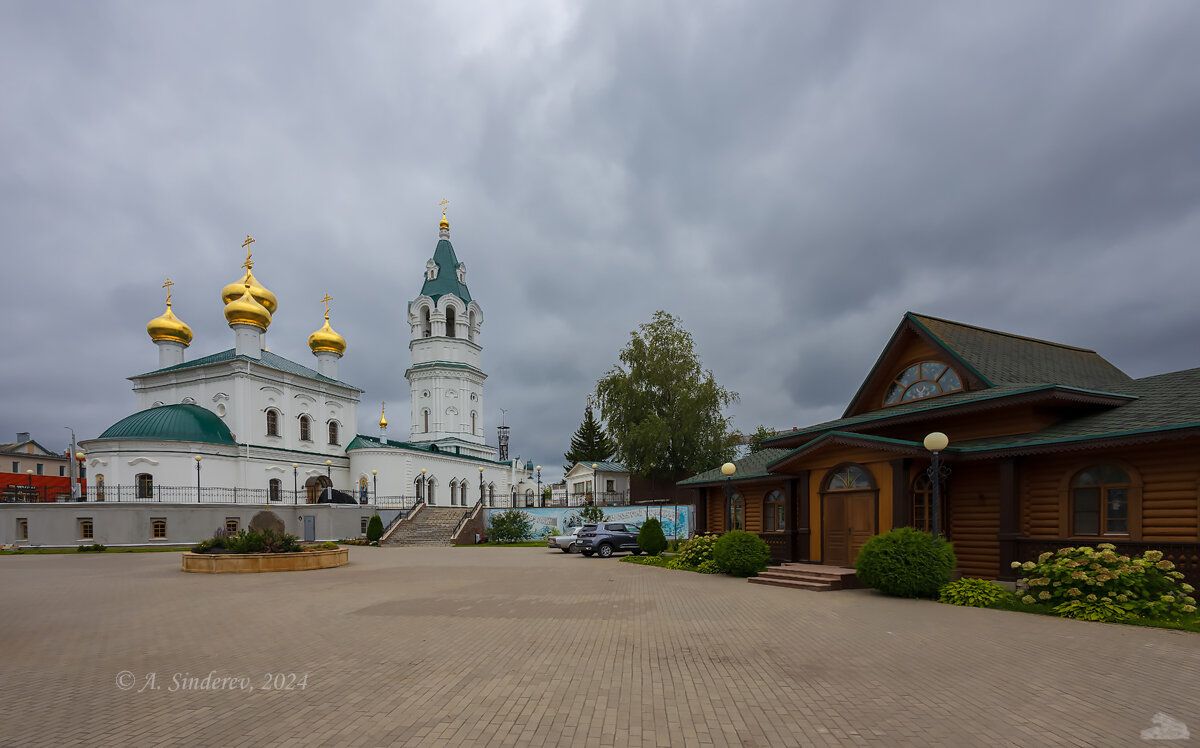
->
left=675, top=534, right=718, bottom=569
left=621, top=555, right=671, bottom=568
left=320, top=541, right=340, bottom=549
left=1011, top=544, right=1196, bottom=620
left=76, top=543, right=106, bottom=552
left=938, top=578, right=1012, bottom=608
left=205, top=528, right=301, bottom=554
left=488, top=510, right=533, bottom=543
left=1052, top=597, right=1134, bottom=623
left=578, top=505, right=604, bottom=523
left=366, top=514, right=383, bottom=542
left=855, top=527, right=956, bottom=598
left=696, top=559, right=723, bottom=574
left=713, top=530, right=771, bottom=577
left=637, top=517, right=668, bottom=556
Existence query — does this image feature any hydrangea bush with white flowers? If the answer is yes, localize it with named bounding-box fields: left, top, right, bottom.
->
left=1012, top=544, right=1196, bottom=622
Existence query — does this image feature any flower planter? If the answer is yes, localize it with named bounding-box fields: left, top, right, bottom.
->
left=181, top=547, right=348, bottom=573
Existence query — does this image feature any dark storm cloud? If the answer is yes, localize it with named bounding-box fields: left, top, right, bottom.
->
left=4, top=2, right=1200, bottom=482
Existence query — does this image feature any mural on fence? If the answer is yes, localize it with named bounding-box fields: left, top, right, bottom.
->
left=485, top=506, right=693, bottom=540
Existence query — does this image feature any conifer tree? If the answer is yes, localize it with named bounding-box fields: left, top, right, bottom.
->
left=563, top=407, right=616, bottom=472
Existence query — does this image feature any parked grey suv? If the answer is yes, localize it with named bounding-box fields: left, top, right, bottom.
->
left=576, top=522, right=642, bottom=558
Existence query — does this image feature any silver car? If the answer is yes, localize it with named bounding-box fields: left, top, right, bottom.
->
left=548, top=526, right=584, bottom=553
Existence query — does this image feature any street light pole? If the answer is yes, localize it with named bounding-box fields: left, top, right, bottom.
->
left=536, top=466, right=542, bottom=508
left=292, top=463, right=299, bottom=504
left=478, top=466, right=485, bottom=506
left=325, top=460, right=332, bottom=502
left=721, top=462, right=736, bottom=531
left=923, top=432, right=951, bottom=540
left=194, top=455, right=202, bottom=502
left=371, top=470, right=377, bottom=505
left=75, top=451, right=85, bottom=502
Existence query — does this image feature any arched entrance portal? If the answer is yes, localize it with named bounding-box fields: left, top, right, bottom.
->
left=305, top=475, right=332, bottom=504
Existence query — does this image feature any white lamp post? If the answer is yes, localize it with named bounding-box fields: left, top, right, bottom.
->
left=193, top=455, right=203, bottom=502
left=721, top=462, right=736, bottom=531
left=922, top=432, right=950, bottom=540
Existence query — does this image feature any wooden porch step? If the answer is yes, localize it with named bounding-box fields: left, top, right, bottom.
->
left=748, top=563, right=861, bottom=591
left=747, top=576, right=835, bottom=591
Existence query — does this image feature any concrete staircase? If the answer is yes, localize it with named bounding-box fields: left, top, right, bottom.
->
left=383, top=506, right=470, bottom=546
left=747, top=563, right=861, bottom=592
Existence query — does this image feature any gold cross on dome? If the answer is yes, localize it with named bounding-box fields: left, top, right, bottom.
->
left=439, top=198, right=449, bottom=218
left=321, top=293, right=333, bottom=316
left=241, top=234, right=255, bottom=270
left=162, top=277, right=174, bottom=304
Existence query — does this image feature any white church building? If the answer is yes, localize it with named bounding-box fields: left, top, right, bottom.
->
left=79, top=210, right=536, bottom=509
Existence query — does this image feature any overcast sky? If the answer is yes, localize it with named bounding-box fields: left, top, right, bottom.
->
left=4, top=2, right=1200, bottom=482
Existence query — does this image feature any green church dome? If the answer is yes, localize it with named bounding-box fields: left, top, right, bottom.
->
left=98, top=404, right=236, bottom=445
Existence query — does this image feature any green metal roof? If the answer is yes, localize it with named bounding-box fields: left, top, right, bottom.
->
left=420, top=239, right=472, bottom=304
left=98, top=404, right=236, bottom=445
left=678, top=449, right=791, bottom=486
left=569, top=461, right=628, bottom=473
left=345, top=434, right=510, bottom=466
left=135, top=348, right=361, bottom=391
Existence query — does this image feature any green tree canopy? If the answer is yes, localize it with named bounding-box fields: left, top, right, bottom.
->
left=595, top=311, right=738, bottom=481
left=747, top=425, right=777, bottom=453
left=563, top=406, right=616, bottom=472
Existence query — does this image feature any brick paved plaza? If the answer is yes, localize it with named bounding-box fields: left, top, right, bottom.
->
left=1, top=547, right=1197, bottom=747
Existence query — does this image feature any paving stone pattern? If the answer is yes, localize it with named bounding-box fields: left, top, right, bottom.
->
left=1, top=548, right=1197, bottom=747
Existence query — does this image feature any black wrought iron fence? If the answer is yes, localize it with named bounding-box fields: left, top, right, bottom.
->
left=77, top=485, right=424, bottom=506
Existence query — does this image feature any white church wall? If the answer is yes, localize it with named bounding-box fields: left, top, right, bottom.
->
left=0, top=503, right=373, bottom=546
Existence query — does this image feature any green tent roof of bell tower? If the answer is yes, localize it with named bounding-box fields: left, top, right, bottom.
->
left=420, top=238, right=472, bottom=304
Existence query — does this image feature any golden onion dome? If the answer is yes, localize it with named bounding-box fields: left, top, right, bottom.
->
left=308, top=312, right=347, bottom=355
left=220, top=269, right=278, bottom=315
left=146, top=302, right=193, bottom=346
left=379, top=403, right=388, bottom=429
left=224, top=285, right=272, bottom=330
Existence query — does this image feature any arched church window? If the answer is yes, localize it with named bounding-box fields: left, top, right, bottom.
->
left=299, top=415, right=311, bottom=442
left=468, top=311, right=476, bottom=343
left=449, top=479, right=458, bottom=506
left=266, top=410, right=279, bottom=436
left=422, top=308, right=431, bottom=338
left=423, top=410, right=430, bottom=433
left=883, top=362, right=964, bottom=406
left=460, top=481, right=468, bottom=505
left=446, top=307, right=456, bottom=338
left=428, top=479, right=436, bottom=505
left=328, top=421, right=339, bottom=446
left=136, top=473, right=154, bottom=499
left=471, top=411, right=476, bottom=435
left=270, top=479, right=282, bottom=502
left=525, top=488, right=534, bottom=507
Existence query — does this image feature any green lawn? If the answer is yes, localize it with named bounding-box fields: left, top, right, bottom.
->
left=1, top=546, right=190, bottom=555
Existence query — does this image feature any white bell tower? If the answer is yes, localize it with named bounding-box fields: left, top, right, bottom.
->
left=405, top=207, right=490, bottom=459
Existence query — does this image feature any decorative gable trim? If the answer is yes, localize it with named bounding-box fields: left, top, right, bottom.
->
left=841, top=313, right=991, bottom=418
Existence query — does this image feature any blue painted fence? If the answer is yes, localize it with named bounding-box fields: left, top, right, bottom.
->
left=485, top=505, right=694, bottom=540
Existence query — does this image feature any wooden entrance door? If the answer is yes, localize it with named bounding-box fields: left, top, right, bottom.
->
left=822, top=492, right=876, bottom=566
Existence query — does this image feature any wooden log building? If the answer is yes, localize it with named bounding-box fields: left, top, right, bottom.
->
left=680, top=313, right=1200, bottom=585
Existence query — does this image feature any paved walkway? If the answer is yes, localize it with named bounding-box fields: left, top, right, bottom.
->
left=1, top=548, right=1196, bottom=747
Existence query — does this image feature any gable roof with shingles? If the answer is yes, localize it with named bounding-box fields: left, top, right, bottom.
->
left=134, top=349, right=362, bottom=391
left=908, top=313, right=1134, bottom=391
left=678, top=449, right=791, bottom=486
left=952, top=368, right=1200, bottom=453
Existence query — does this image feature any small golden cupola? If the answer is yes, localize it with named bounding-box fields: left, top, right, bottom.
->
left=220, top=234, right=278, bottom=318
left=224, top=282, right=272, bottom=330
left=308, top=294, right=347, bottom=356
left=146, top=278, right=193, bottom=346
left=378, top=402, right=388, bottom=429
